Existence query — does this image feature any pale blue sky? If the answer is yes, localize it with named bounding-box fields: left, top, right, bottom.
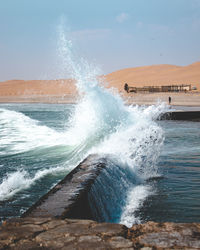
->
left=0, top=0, right=200, bottom=80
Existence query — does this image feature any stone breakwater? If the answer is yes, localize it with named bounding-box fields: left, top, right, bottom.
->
left=161, top=110, right=200, bottom=121
left=22, top=154, right=107, bottom=220
left=1, top=155, right=200, bottom=249
left=1, top=217, right=200, bottom=249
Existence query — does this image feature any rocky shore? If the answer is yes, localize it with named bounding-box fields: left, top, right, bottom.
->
left=1, top=216, right=200, bottom=249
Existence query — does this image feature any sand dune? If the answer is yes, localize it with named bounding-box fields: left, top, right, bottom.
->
left=105, top=62, right=200, bottom=93
left=0, top=79, right=76, bottom=96
left=0, top=62, right=200, bottom=104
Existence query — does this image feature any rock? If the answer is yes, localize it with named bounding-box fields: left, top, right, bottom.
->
left=129, top=221, right=200, bottom=249
left=78, top=235, right=102, bottom=242
left=91, top=222, right=127, bottom=237
left=65, top=218, right=95, bottom=225
left=1, top=217, right=200, bottom=249
left=37, top=235, right=76, bottom=248
left=8, top=240, right=46, bottom=250
left=65, top=241, right=111, bottom=250
left=46, top=223, right=91, bottom=236
left=20, top=217, right=51, bottom=225
left=42, top=219, right=66, bottom=230
left=139, top=231, right=200, bottom=248
left=109, top=236, right=133, bottom=248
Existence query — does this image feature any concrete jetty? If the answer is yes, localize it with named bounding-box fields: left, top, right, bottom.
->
left=161, top=110, right=200, bottom=121
left=22, top=154, right=107, bottom=220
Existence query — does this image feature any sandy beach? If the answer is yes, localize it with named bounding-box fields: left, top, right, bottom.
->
left=0, top=93, right=200, bottom=107
left=0, top=62, right=200, bottom=106
left=125, top=92, right=200, bottom=106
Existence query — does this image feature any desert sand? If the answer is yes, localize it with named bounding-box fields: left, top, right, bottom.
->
left=105, top=62, right=200, bottom=92
left=0, top=62, right=200, bottom=106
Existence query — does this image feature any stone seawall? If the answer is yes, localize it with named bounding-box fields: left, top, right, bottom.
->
left=22, top=154, right=107, bottom=220
left=1, top=216, right=200, bottom=249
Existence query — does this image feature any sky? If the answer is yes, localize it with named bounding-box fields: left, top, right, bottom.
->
left=0, top=0, right=200, bottom=80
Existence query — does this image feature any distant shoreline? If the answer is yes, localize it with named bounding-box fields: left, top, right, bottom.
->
left=0, top=95, right=77, bottom=104
left=0, top=62, right=200, bottom=108
left=0, top=92, right=200, bottom=106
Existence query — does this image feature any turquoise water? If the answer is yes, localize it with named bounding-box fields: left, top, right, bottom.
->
left=0, top=103, right=200, bottom=225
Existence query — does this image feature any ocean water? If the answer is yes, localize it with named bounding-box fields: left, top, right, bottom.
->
left=147, top=120, right=200, bottom=223
left=1, top=24, right=200, bottom=226
left=0, top=103, right=200, bottom=227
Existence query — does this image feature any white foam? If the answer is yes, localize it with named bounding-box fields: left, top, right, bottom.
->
left=120, top=185, right=151, bottom=227
left=0, top=171, right=31, bottom=200
left=0, top=164, right=74, bottom=201
left=90, top=103, right=167, bottom=180
left=0, top=108, right=65, bottom=155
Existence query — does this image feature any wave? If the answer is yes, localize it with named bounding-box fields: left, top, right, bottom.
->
left=0, top=22, right=169, bottom=226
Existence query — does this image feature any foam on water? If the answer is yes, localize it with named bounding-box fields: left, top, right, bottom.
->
left=120, top=185, right=151, bottom=226
left=0, top=23, right=169, bottom=225
left=0, top=164, right=73, bottom=201
left=0, top=108, right=64, bottom=155
left=0, top=171, right=31, bottom=201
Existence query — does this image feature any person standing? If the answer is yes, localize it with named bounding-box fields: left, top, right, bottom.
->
left=124, top=83, right=129, bottom=93
left=168, top=96, right=171, bottom=104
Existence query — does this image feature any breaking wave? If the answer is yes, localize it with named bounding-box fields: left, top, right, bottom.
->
left=0, top=22, right=169, bottom=226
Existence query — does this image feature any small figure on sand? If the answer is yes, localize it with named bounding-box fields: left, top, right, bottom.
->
left=124, top=83, right=129, bottom=93
left=168, top=96, right=171, bottom=105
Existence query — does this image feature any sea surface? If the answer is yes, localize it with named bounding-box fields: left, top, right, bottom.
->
left=0, top=103, right=200, bottom=226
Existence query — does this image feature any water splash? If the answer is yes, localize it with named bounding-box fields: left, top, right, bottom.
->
left=0, top=22, right=169, bottom=226
left=87, top=103, right=167, bottom=226
left=56, top=24, right=169, bottom=226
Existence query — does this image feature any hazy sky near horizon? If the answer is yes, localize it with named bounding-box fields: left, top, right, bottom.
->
left=0, top=0, right=200, bottom=80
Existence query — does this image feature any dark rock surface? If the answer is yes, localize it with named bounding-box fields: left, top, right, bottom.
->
left=1, top=217, right=200, bottom=249
left=160, top=110, right=200, bottom=121
left=22, top=154, right=107, bottom=220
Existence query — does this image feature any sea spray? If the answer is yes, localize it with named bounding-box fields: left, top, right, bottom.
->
left=87, top=102, right=167, bottom=226
left=0, top=23, right=169, bottom=226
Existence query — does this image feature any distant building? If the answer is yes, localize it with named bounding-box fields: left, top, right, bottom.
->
left=124, top=84, right=192, bottom=93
